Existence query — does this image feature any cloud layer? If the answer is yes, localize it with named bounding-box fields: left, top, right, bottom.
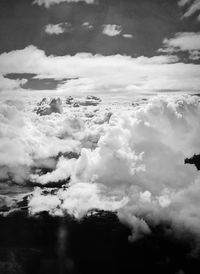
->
left=1, top=46, right=200, bottom=96
left=1, top=94, right=199, bottom=240
left=26, top=94, right=200, bottom=240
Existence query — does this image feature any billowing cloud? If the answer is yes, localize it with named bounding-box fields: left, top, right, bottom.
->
left=2, top=93, right=200, bottom=240
left=33, top=0, right=95, bottom=8
left=102, top=24, right=122, bottom=37
left=0, top=46, right=200, bottom=97
left=0, top=100, right=82, bottom=183
left=45, top=23, right=71, bottom=35
left=25, top=95, right=200, bottom=240
left=178, top=0, right=200, bottom=21
left=159, top=32, right=200, bottom=60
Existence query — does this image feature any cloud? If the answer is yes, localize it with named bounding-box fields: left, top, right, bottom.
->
left=29, top=183, right=127, bottom=217
left=82, top=22, right=93, bottom=29
left=123, top=34, right=133, bottom=39
left=30, top=156, right=75, bottom=184
left=159, top=32, right=200, bottom=60
left=0, top=100, right=81, bottom=183
left=0, top=75, right=27, bottom=92
left=102, top=24, right=122, bottom=37
left=45, top=23, right=71, bottom=35
left=2, top=93, right=200, bottom=240
left=26, top=95, right=200, bottom=240
left=0, top=46, right=200, bottom=97
left=33, top=0, right=95, bottom=8
left=178, top=0, right=200, bottom=21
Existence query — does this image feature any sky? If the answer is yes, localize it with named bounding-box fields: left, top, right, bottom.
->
left=0, top=0, right=200, bottom=98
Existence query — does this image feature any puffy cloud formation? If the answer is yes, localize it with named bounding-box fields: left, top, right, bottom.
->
left=25, top=95, right=200, bottom=240
left=0, top=99, right=83, bottom=183
left=102, top=24, right=122, bottom=37
left=178, top=0, right=200, bottom=21
left=29, top=183, right=128, bottom=217
left=2, top=94, right=200, bottom=240
left=160, top=32, right=200, bottom=60
left=45, top=23, right=71, bottom=35
left=0, top=46, right=200, bottom=96
left=33, top=0, right=95, bottom=8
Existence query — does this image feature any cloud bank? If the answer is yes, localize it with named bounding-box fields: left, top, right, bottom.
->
left=1, top=46, right=200, bottom=96
left=2, top=94, right=197, bottom=240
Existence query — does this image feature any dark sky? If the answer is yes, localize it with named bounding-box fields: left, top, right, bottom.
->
left=0, top=0, right=199, bottom=95
left=0, top=0, right=198, bottom=56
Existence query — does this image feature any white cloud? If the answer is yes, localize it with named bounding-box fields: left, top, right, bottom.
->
left=102, top=24, right=122, bottom=37
left=2, top=92, right=200, bottom=239
left=82, top=22, right=93, bottom=29
left=178, top=0, right=200, bottom=20
left=25, top=95, right=200, bottom=240
left=0, top=101, right=81, bottom=183
left=45, top=23, right=71, bottom=35
left=159, top=32, right=200, bottom=60
left=123, top=34, right=133, bottom=38
left=0, top=75, right=27, bottom=92
left=33, top=0, right=95, bottom=8
left=0, top=45, right=200, bottom=97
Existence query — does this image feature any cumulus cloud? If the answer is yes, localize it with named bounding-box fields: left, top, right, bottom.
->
left=29, top=183, right=127, bottom=217
left=159, top=32, right=200, bottom=60
left=25, top=95, right=200, bottom=240
left=0, top=100, right=82, bottom=183
left=102, top=24, right=122, bottom=37
left=30, top=156, right=75, bottom=184
left=178, top=0, right=200, bottom=21
left=0, top=46, right=200, bottom=96
left=45, top=23, right=71, bottom=35
left=33, top=0, right=95, bottom=8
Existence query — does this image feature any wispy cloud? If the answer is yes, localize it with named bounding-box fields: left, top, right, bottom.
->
left=159, top=32, right=200, bottom=60
left=33, top=0, right=96, bottom=8
left=178, top=0, right=200, bottom=21
left=123, top=34, right=133, bottom=39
